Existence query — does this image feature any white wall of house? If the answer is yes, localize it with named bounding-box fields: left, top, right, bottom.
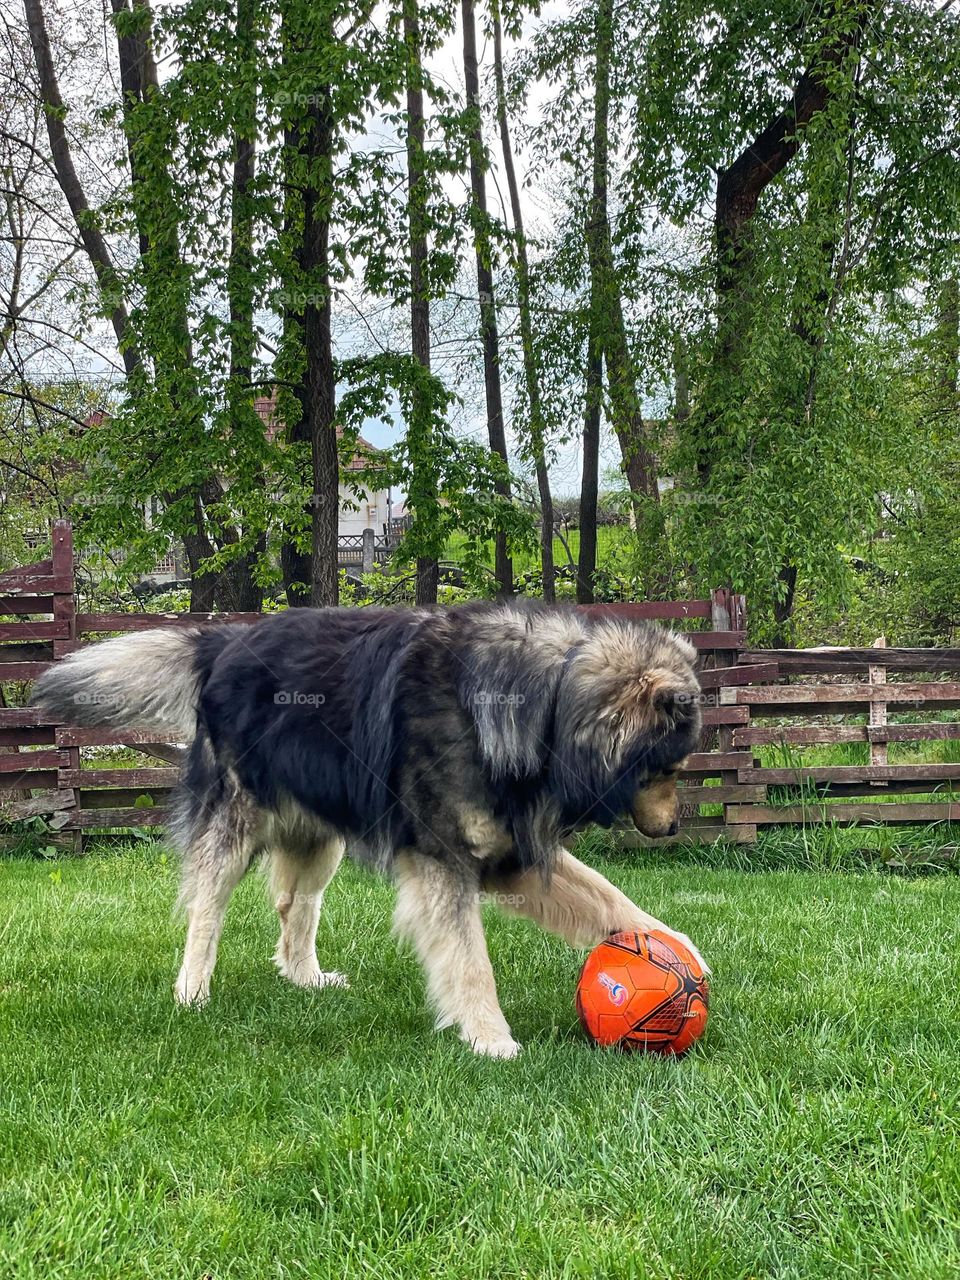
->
left=337, top=483, right=391, bottom=537
left=139, top=484, right=393, bottom=584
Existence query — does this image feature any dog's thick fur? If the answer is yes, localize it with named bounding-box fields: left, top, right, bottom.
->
left=32, top=602, right=703, bottom=1057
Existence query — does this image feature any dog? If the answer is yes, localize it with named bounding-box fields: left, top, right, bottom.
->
left=31, top=601, right=705, bottom=1058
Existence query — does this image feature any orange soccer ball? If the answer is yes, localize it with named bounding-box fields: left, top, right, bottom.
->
left=576, top=929, right=709, bottom=1055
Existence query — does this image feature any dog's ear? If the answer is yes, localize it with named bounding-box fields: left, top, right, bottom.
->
left=628, top=669, right=696, bottom=733
left=650, top=680, right=691, bottom=721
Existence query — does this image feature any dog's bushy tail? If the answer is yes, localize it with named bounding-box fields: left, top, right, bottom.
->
left=30, top=628, right=224, bottom=737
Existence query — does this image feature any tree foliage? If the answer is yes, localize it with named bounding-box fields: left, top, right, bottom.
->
left=0, top=0, right=958, bottom=639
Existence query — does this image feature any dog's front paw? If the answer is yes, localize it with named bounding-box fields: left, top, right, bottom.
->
left=457, top=1012, right=521, bottom=1059
left=466, top=1032, right=522, bottom=1060
left=279, top=957, right=350, bottom=990
left=174, top=969, right=210, bottom=1007
left=303, top=969, right=350, bottom=990
left=616, top=914, right=712, bottom=980
left=663, top=930, right=711, bottom=979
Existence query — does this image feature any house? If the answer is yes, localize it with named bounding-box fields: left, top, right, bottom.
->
left=60, top=397, right=402, bottom=587
left=252, top=394, right=398, bottom=539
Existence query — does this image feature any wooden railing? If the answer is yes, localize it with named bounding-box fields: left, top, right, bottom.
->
left=708, top=646, right=960, bottom=835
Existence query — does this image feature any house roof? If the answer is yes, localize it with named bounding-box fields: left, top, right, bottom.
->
left=81, top=396, right=381, bottom=477
left=254, top=392, right=380, bottom=472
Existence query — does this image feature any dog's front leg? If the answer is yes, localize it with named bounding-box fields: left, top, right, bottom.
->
left=488, top=848, right=710, bottom=976
left=393, top=851, right=519, bottom=1059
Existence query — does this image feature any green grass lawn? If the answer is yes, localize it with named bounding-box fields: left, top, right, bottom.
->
left=444, top=526, right=627, bottom=577
left=2, top=840, right=960, bottom=1279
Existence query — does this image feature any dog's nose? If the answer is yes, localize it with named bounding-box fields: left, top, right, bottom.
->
left=667, top=819, right=680, bottom=837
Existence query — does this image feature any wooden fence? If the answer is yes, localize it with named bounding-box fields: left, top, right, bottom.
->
left=7, top=523, right=960, bottom=852
left=707, top=646, right=960, bottom=835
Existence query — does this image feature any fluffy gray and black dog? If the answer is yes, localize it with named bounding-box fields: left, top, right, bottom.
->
left=31, top=602, right=705, bottom=1057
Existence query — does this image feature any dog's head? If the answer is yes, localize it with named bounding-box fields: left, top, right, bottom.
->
left=629, top=761, right=688, bottom=839
left=549, top=622, right=701, bottom=837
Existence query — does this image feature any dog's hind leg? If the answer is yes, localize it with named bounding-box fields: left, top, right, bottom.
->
left=486, top=849, right=710, bottom=974
left=270, top=839, right=348, bottom=990
left=393, top=851, right=519, bottom=1060
left=174, top=803, right=260, bottom=1006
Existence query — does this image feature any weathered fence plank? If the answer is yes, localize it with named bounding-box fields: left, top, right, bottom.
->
left=0, top=643, right=55, bottom=663
left=726, top=802, right=960, bottom=826
left=0, top=770, right=58, bottom=790
left=738, top=763, right=960, bottom=785
left=76, top=611, right=263, bottom=631
left=620, top=820, right=757, bottom=847
left=77, top=790, right=171, bottom=809
left=678, top=784, right=767, bottom=803
left=63, top=807, right=167, bottom=828
left=55, top=727, right=184, bottom=748
left=60, top=768, right=180, bottom=789
left=0, top=595, right=55, bottom=614
left=726, top=683, right=960, bottom=717
left=701, top=706, right=750, bottom=726
left=0, top=727, right=55, bottom=747
left=683, top=751, right=754, bottom=773
left=0, top=750, right=67, bottom=772
left=697, top=662, right=779, bottom=690
left=576, top=600, right=713, bottom=620
left=0, top=621, right=67, bottom=641
left=0, top=574, right=72, bottom=595
left=0, top=790, right=74, bottom=821
left=732, top=723, right=960, bottom=747
left=738, top=647, right=960, bottom=674
left=0, top=662, right=54, bottom=680
left=0, top=707, right=55, bottom=727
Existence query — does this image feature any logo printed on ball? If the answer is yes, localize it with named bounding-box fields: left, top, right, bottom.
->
left=597, top=971, right=627, bottom=1006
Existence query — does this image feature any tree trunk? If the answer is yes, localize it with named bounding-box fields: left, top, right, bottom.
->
left=26, top=0, right=220, bottom=611
left=304, top=96, right=343, bottom=609
left=111, top=0, right=228, bottom=611
left=220, top=0, right=264, bottom=613
left=405, top=0, right=439, bottom=606
left=280, top=168, right=312, bottom=609
left=279, top=9, right=339, bottom=608
left=702, top=7, right=868, bottom=485
left=936, top=275, right=960, bottom=401
left=772, top=562, right=798, bottom=648
left=673, top=336, right=690, bottom=425
left=461, top=0, right=512, bottom=597
left=578, top=329, right=602, bottom=605
left=228, top=0, right=257, bottom=396
left=491, top=1, right=554, bottom=602
left=23, top=0, right=139, bottom=378
left=588, top=0, right=660, bottom=514
left=776, top=28, right=865, bottom=635
left=302, top=92, right=339, bottom=608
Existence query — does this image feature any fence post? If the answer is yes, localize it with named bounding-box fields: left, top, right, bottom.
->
left=869, top=636, right=888, bottom=781
left=730, top=592, right=748, bottom=634
left=709, top=587, right=731, bottom=633
left=50, top=520, right=77, bottom=656
left=711, top=589, right=753, bottom=842
left=361, top=527, right=375, bottom=573
left=709, top=588, right=747, bottom=641
left=51, top=520, right=82, bottom=853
